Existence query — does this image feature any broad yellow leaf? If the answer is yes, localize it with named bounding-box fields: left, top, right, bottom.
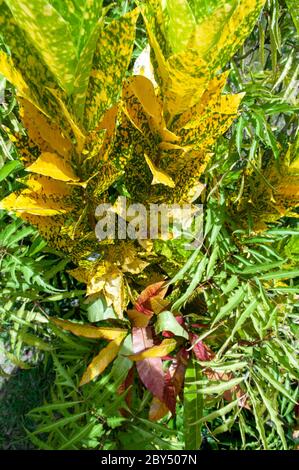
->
left=79, top=332, right=126, bottom=386
left=51, top=318, right=127, bottom=341
left=26, top=152, right=79, bottom=182
left=0, top=189, right=70, bottom=216
left=127, top=338, right=177, bottom=361
left=144, top=154, right=175, bottom=188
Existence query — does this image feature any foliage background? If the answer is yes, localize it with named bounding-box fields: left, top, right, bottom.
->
left=0, top=0, right=298, bottom=450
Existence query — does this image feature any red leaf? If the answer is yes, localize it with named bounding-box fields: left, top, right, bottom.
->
left=135, top=281, right=168, bottom=315
left=162, top=330, right=174, bottom=338
left=170, top=348, right=189, bottom=397
left=163, top=369, right=176, bottom=415
left=189, top=333, right=214, bottom=361
left=132, top=326, right=165, bottom=402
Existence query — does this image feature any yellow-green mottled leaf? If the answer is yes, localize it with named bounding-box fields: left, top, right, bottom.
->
left=163, top=0, right=196, bottom=53
left=0, top=1, right=71, bottom=124
left=51, top=318, right=127, bottom=341
left=5, top=0, right=77, bottom=94
left=26, top=152, right=79, bottom=182
left=191, top=0, right=266, bottom=72
left=84, top=9, right=139, bottom=130
left=80, top=333, right=126, bottom=386
left=48, top=88, right=86, bottom=153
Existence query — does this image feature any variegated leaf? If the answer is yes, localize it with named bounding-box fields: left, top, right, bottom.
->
left=84, top=9, right=139, bottom=130
left=5, top=0, right=77, bottom=94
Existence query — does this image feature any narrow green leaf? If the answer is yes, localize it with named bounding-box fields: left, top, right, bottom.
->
left=184, top=359, right=203, bottom=450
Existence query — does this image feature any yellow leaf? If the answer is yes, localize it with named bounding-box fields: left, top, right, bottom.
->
left=124, top=75, right=179, bottom=143
left=127, top=309, right=153, bottom=328
left=51, top=318, right=127, bottom=341
left=26, top=152, right=79, bottom=182
left=79, top=332, right=126, bottom=386
left=127, top=338, right=177, bottom=361
left=68, top=267, right=89, bottom=284
left=0, top=51, right=30, bottom=99
left=19, top=98, right=72, bottom=159
left=87, top=263, right=126, bottom=318
left=144, top=154, right=175, bottom=188
left=0, top=189, right=70, bottom=216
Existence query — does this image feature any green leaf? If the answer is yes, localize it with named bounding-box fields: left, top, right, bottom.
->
left=189, top=376, right=244, bottom=395
left=192, top=399, right=239, bottom=425
left=285, top=0, right=299, bottom=33
left=58, top=421, right=96, bottom=450
left=255, top=366, right=298, bottom=404
left=258, top=269, right=299, bottom=281
left=33, top=412, right=87, bottom=435
left=252, top=375, right=287, bottom=450
left=172, top=255, right=207, bottom=310
left=0, top=160, right=22, bottom=182
left=86, top=295, right=117, bottom=322
left=184, top=359, right=203, bottom=450
left=212, top=285, right=247, bottom=326
left=155, top=310, right=188, bottom=339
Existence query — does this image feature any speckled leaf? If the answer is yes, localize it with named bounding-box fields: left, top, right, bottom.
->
left=18, top=97, right=72, bottom=159
left=0, top=1, right=69, bottom=122
left=163, top=0, right=196, bottom=53
left=191, top=0, right=267, bottom=72
left=84, top=9, right=139, bottom=130
left=5, top=0, right=77, bottom=94
left=0, top=188, right=69, bottom=216
left=0, top=51, right=30, bottom=100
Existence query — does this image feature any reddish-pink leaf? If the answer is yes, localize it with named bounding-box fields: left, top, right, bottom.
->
left=170, top=348, right=189, bottom=397
left=163, top=369, right=176, bottom=415
left=132, top=326, right=165, bottom=402
left=189, top=333, right=213, bottom=361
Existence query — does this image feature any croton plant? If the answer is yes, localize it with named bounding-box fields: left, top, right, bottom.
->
left=0, top=0, right=298, bottom=432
